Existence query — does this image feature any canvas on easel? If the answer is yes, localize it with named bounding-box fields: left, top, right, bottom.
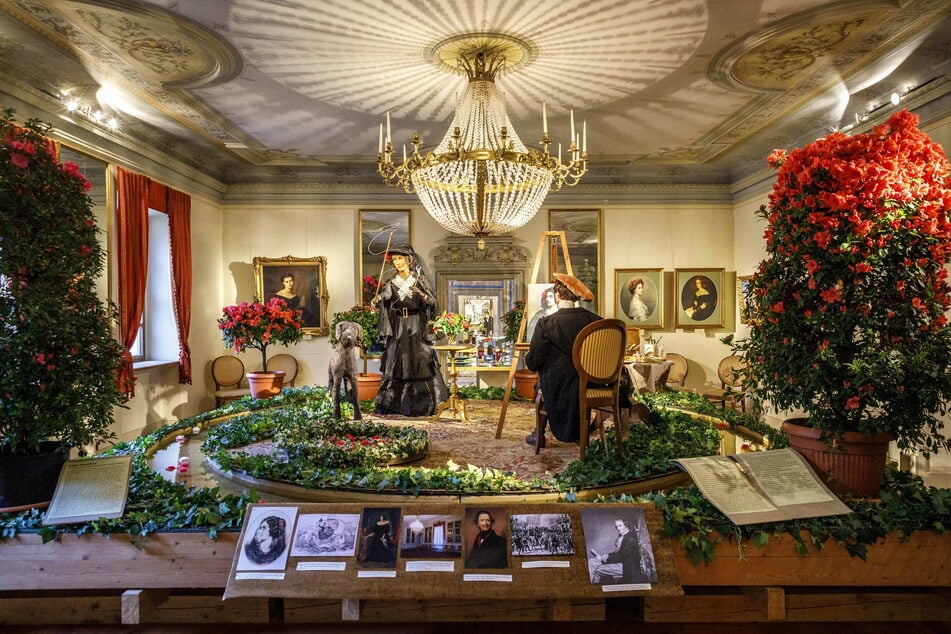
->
left=495, top=230, right=574, bottom=438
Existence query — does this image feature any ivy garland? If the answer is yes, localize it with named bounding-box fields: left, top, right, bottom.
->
left=1, top=385, right=945, bottom=562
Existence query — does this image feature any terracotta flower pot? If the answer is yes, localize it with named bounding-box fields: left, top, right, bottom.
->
left=782, top=418, right=894, bottom=498
left=356, top=372, right=382, bottom=401
left=246, top=371, right=285, bottom=400
left=514, top=369, right=539, bottom=400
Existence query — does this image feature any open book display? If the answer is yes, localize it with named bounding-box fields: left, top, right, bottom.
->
left=671, top=448, right=852, bottom=526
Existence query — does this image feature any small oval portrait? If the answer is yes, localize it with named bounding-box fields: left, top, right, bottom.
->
left=681, top=275, right=718, bottom=322
left=620, top=276, right=658, bottom=322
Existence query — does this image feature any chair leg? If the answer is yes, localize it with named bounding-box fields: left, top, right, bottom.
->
left=612, top=404, right=623, bottom=456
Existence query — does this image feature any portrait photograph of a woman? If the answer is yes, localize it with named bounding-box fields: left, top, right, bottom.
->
left=236, top=506, right=298, bottom=571
left=614, top=269, right=663, bottom=328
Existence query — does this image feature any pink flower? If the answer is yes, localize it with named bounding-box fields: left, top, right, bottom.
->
left=10, top=153, right=28, bottom=168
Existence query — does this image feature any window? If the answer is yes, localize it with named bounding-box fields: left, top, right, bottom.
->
left=131, top=209, right=176, bottom=365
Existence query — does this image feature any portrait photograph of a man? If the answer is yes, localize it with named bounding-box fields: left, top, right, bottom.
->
left=580, top=507, right=657, bottom=585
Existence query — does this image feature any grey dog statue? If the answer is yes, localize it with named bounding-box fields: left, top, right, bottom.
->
left=328, top=320, right=364, bottom=420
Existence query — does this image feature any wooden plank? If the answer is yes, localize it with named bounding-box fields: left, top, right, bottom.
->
left=785, top=591, right=951, bottom=622
left=0, top=594, right=122, bottom=625
left=341, top=598, right=360, bottom=621
left=0, top=532, right=237, bottom=591
left=645, top=595, right=765, bottom=622
left=121, top=588, right=169, bottom=624
left=672, top=532, right=951, bottom=587
left=742, top=586, right=785, bottom=620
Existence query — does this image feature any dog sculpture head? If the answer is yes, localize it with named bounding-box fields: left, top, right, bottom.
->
left=335, top=321, right=364, bottom=349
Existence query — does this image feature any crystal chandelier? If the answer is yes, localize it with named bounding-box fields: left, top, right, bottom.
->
left=377, top=39, right=587, bottom=248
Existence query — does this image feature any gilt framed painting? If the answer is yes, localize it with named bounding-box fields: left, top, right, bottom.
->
left=253, top=255, right=329, bottom=336
left=615, top=268, right=663, bottom=329
left=675, top=268, right=724, bottom=329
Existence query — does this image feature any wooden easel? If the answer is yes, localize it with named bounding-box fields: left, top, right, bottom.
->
left=495, top=231, right=573, bottom=438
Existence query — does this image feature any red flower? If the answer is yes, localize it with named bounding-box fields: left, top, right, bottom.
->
left=10, top=153, right=28, bottom=168
left=819, top=287, right=842, bottom=303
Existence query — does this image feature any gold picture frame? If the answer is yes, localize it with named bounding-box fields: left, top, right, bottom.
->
left=548, top=209, right=602, bottom=313
left=675, top=268, right=725, bottom=329
left=737, top=275, right=754, bottom=326
left=359, top=210, right=411, bottom=304
left=253, top=255, right=329, bottom=336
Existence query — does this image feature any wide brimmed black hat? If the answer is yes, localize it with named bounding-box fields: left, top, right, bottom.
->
left=386, top=243, right=417, bottom=257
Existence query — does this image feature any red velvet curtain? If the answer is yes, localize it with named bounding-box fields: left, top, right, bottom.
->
left=166, top=189, right=193, bottom=384
left=116, top=167, right=149, bottom=396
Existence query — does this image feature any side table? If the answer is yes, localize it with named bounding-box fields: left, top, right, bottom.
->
left=431, top=344, right=475, bottom=422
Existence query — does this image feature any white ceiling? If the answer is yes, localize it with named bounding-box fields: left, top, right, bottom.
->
left=0, top=0, right=948, bottom=189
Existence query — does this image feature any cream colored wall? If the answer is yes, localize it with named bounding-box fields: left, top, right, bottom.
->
left=220, top=199, right=738, bottom=394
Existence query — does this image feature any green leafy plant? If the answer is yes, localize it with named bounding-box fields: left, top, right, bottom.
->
left=431, top=310, right=474, bottom=339
left=501, top=299, right=525, bottom=342
left=0, top=109, right=126, bottom=455
left=218, top=298, right=303, bottom=371
left=731, top=111, right=951, bottom=454
left=329, top=303, right=379, bottom=349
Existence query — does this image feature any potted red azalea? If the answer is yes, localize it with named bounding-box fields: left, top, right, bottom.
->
left=218, top=298, right=304, bottom=398
left=732, top=110, right=951, bottom=496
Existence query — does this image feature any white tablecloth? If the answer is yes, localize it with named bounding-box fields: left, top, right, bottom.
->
left=624, top=360, right=674, bottom=392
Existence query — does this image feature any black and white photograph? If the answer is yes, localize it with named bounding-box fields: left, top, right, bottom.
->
left=510, top=513, right=575, bottom=556
left=580, top=507, right=657, bottom=585
left=399, top=514, right=463, bottom=559
left=356, top=507, right=400, bottom=568
left=236, top=506, right=298, bottom=571
left=290, top=513, right=359, bottom=557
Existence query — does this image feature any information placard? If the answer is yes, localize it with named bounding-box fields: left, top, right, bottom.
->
left=43, top=455, right=133, bottom=525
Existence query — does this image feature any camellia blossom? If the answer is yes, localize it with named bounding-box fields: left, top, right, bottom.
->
left=731, top=110, right=951, bottom=454
left=218, top=298, right=304, bottom=371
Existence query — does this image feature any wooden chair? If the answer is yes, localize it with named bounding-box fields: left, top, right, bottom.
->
left=534, top=319, right=628, bottom=460
left=698, top=354, right=747, bottom=412
left=664, top=352, right=689, bottom=389
left=211, top=355, right=250, bottom=407
left=267, top=353, right=299, bottom=386
left=575, top=319, right=627, bottom=459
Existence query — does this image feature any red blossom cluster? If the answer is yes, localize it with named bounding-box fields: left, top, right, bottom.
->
left=325, top=433, right=388, bottom=449
left=218, top=298, right=303, bottom=369
left=735, top=110, right=951, bottom=451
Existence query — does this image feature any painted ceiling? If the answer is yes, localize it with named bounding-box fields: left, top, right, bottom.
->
left=0, top=0, right=948, bottom=189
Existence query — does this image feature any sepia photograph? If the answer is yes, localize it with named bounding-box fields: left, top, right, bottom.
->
left=290, top=513, right=359, bottom=557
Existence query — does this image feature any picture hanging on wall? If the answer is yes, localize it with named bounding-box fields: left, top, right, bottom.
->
left=737, top=275, right=754, bottom=326
left=614, top=268, right=664, bottom=329
left=359, top=210, right=410, bottom=304
left=675, top=268, right=725, bottom=329
left=253, top=255, right=329, bottom=336
left=549, top=209, right=601, bottom=313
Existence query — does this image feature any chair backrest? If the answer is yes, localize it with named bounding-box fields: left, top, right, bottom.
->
left=268, top=353, right=299, bottom=386
left=665, top=352, right=688, bottom=386
left=212, top=355, right=245, bottom=389
left=717, top=354, right=747, bottom=388
left=572, top=319, right=627, bottom=386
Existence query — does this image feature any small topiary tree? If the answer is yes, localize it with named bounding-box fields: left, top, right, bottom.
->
left=0, top=108, right=126, bottom=456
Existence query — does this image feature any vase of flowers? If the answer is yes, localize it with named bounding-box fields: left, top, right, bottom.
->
left=432, top=310, right=473, bottom=344
left=218, top=298, right=304, bottom=399
left=731, top=110, right=951, bottom=497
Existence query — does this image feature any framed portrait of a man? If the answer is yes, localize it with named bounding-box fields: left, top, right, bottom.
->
left=253, top=255, right=329, bottom=336
left=675, top=268, right=725, bottom=329
left=615, top=268, right=663, bottom=328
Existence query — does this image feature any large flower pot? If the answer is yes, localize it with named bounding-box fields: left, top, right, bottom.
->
left=246, top=371, right=285, bottom=400
left=357, top=372, right=382, bottom=401
left=0, top=441, right=68, bottom=511
left=782, top=418, right=894, bottom=498
left=514, top=369, right=539, bottom=400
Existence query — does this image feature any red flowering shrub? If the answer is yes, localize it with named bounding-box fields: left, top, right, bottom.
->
left=0, top=108, right=125, bottom=455
left=218, top=298, right=303, bottom=371
left=734, top=110, right=951, bottom=454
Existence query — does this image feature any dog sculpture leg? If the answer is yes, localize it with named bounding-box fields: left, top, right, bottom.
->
left=348, top=374, right=362, bottom=420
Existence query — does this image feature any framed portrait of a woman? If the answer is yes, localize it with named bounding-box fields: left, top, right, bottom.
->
left=614, top=268, right=663, bottom=328
left=675, top=268, right=725, bottom=329
left=253, top=255, right=329, bottom=336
